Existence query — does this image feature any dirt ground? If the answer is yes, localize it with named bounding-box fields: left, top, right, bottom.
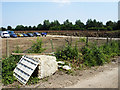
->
left=2, top=56, right=119, bottom=88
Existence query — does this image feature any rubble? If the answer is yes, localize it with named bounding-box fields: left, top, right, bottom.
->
left=27, top=55, right=58, bottom=79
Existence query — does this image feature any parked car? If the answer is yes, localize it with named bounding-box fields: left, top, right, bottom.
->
left=1, top=31, right=10, bottom=38
left=7, top=30, right=14, bottom=34
left=41, top=32, right=47, bottom=37
left=17, top=33, right=24, bottom=37
left=22, top=33, right=28, bottom=37
left=10, top=33, right=17, bottom=38
left=33, top=32, right=41, bottom=37
left=27, top=33, right=34, bottom=37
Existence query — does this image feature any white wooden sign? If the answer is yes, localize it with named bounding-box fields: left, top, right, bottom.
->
left=13, top=55, right=39, bottom=85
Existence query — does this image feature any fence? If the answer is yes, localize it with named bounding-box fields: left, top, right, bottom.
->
left=1, top=36, right=117, bottom=57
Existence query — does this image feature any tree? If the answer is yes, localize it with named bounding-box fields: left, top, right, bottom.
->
left=1, top=27, right=6, bottom=31
left=63, top=19, right=74, bottom=30
left=33, top=26, right=37, bottom=30
left=63, top=19, right=72, bottom=26
left=37, top=24, right=43, bottom=30
left=106, top=21, right=114, bottom=26
left=24, top=26, right=28, bottom=30
left=15, top=25, right=24, bottom=30
left=106, top=21, right=118, bottom=30
left=7, top=26, right=12, bottom=30
left=86, top=19, right=93, bottom=28
left=28, top=26, right=32, bottom=30
left=117, top=20, right=120, bottom=30
left=43, top=20, right=50, bottom=30
left=75, top=20, right=84, bottom=29
left=86, top=19, right=104, bottom=30
left=50, top=20, right=60, bottom=27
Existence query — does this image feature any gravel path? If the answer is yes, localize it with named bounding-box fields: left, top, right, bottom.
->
left=66, top=66, right=118, bottom=88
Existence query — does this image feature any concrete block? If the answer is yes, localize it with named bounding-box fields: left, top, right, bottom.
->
left=27, top=55, right=58, bottom=79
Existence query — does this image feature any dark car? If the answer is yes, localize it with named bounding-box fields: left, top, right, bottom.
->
left=27, top=33, right=34, bottom=37
left=10, top=33, right=17, bottom=38
left=41, top=32, right=47, bottom=37
left=33, top=32, right=41, bottom=37
left=22, top=33, right=28, bottom=37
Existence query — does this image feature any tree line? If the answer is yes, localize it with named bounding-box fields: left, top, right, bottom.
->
left=1, top=19, right=120, bottom=31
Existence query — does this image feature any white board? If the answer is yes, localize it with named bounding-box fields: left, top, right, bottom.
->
left=13, top=55, right=39, bottom=85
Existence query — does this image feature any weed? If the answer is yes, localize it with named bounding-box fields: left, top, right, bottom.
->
left=28, top=37, right=46, bottom=53
left=27, top=77, right=40, bottom=85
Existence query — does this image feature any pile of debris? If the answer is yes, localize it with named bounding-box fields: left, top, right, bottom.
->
left=13, top=55, right=72, bottom=85
left=57, top=61, right=72, bottom=70
left=13, top=55, right=58, bottom=85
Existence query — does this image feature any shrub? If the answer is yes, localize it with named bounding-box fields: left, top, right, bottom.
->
left=79, top=37, right=86, bottom=42
left=2, top=55, right=22, bottom=85
left=100, top=40, right=120, bottom=57
left=28, top=37, right=46, bottom=53
left=55, top=43, right=79, bottom=60
left=81, top=44, right=108, bottom=67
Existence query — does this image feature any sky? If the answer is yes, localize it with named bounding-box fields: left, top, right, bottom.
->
left=1, top=0, right=119, bottom=28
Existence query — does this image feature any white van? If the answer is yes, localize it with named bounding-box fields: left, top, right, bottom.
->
left=1, top=31, right=10, bottom=38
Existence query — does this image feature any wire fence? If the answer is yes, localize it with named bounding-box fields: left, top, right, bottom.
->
left=1, top=36, right=117, bottom=57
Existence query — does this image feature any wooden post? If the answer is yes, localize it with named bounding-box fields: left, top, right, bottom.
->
left=50, top=39, right=54, bottom=52
left=6, top=38, right=9, bottom=57
left=110, top=37, right=112, bottom=42
left=86, top=36, right=88, bottom=46
left=107, top=36, right=109, bottom=44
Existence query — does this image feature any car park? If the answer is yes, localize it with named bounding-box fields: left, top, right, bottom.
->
left=33, top=32, right=41, bottom=37
left=27, top=33, right=34, bottom=37
left=41, top=32, right=47, bottom=37
left=22, top=33, right=28, bottom=37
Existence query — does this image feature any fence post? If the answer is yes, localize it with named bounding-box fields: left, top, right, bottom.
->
left=6, top=38, right=9, bottom=57
left=110, top=37, right=112, bottom=42
left=107, top=36, right=109, bottom=44
left=86, top=36, right=88, bottom=46
left=50, top=39, right=54, bottom=52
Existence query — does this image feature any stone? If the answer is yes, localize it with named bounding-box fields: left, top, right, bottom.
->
left=63, top=65, right=71, bottom=70
left=57, top=61, right=65, bottom=65
left=27, top=55, right=58, bottom=79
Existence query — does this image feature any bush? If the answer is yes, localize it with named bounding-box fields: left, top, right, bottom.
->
left=107, top=26, right=113, bottom=31
left=55, top=43, right=79, bottom=60
left=87, top=27, right=107, bottom=30
left=2, top=55, right=22, bottom=85
left=100, top=40, right=120, bottom=57
left=55, top=39, right=120, bottom=68
left=81, top=45, right=106, bottom=67
left=28, top=37, right=46, bottom=53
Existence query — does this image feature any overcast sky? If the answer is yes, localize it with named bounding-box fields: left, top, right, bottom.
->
left=1, top=0, right=119, bottom=28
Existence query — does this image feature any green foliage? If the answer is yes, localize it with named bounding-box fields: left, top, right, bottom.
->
left=56, top=39, right=120, bottom=68
left=2, top=55, right=22, bottom=85
left=2, top=55, right=40, bottom=85
left=87, top=27, right=107, bottom=30
left=81, top=40, right=120, bottom=67
left=13, top=45, right=22, bottom=53
left=55, top=43, right=79, bottom=60
left=100, top=40, right=120, bottom=57
left=79, top=37, right=86, bottom=42
left=28, top=37, right=46, bottom=53
left=84, top=46, right=106, bottom=66
left=27, top=77, right=40, bottom=85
